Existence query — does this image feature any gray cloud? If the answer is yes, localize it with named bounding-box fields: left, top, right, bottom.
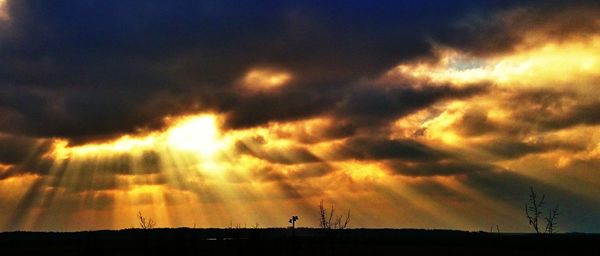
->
left=388, top=160, right=496, bottom=177
left=329, top=137, right=446, bottom=162
left=235, top=139, right=320, bottom=165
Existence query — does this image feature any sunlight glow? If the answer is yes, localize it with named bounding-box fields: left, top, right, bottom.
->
left=0, top=0, right=8, bottom=21
left=50, top=135, right=158, bottom=159
left=335, top=161, right=387, bottom=180
left=167, top=115, right=222, bottom=156
left=47, top=114, right=227, bottom=162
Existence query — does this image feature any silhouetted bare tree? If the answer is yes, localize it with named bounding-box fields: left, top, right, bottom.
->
left=525, top=187, right=559, bottom=234
left=544, top=205, right=559, bottom=234
left=137, top=211, right=156, bottom=229
left=525, top=187, right=544, bottom=234
left=489, top=225, right=500, bottom=233
left=319, top=200, right=350, bottom=229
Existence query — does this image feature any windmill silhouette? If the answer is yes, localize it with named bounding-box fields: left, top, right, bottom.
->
left=289, top=215, right=299, bottom=237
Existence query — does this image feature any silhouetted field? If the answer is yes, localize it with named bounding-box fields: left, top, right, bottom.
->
left=1, top=228, right=598, bottom=256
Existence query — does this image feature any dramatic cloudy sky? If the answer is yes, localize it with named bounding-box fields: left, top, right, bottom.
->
left=1, top=0, right=600, bottom=232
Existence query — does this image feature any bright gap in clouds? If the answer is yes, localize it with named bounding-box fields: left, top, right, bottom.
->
left=51, top=114, right=224, bottom=159
left=167, top=115, right=222, bottom=157
left=388, top=36, right=600, bottom=89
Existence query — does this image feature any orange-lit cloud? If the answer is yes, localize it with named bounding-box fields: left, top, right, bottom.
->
left=0, top=0, right=8, bottom=21
left=242, top=68, right=293, bottom=92
left=386, top=36, right=600, bottom=91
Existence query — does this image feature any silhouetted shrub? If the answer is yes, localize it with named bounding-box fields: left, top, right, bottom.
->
left=137, top=211, right=156, bottom=229
left=319, top=200, right=350, bottom=229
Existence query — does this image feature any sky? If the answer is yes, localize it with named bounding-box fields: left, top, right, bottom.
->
left=1, top=0, right=600, bottom=232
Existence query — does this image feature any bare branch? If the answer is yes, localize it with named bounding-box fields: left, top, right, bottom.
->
left=544, top=205, right=559, bottom=234
left=525, top=187, right=544, bottom=234
left=319, top=200, right=328, bottom=229
left=137, top=211, right=155, bottom=230
left=341, top=210, right=350, bottom=229
left=328, top=204, right=335, bottom=229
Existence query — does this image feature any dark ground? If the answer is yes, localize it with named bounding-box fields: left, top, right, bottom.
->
left=1, top=228, right=598, bottom=256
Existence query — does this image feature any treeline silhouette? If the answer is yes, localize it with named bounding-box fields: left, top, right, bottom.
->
left=0, top=194, right=590, bottom=255
left=1, top=228, right=599, bottom=256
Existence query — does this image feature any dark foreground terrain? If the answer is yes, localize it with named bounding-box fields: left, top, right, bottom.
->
left=1, top=228, right=598, bottom=256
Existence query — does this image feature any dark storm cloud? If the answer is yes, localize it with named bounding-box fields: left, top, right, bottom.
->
left=0, top=85, right=193, bottom=144
left=453, top=109, right=499, bottom=137
left=0, top=134, right=54, bottom=180
left=0, top=0, right=538, bottom=142
left=536, top=101, right=600, bottom=130
left=0, top=134, right=51, bottom=164
left=0, top=147, right=164, bottom=180
left=68, top=150, right=162, bottom=176
left=477, top=139, right=583, bottom=160
left=308, top=121, right=357, bottom=143
left=226, top=81, right=486, bottom=130
left=493, top=89, right=600, bottom=133
left=329, top=137, right=446, bottom=162
left=388, top=160, right=496, bottom=177
left=336, top=83, right=485, bottom=128
left=433, top=1, right=600, bottom=55
left=223, top=84, right=340, bottom=129
left=235, top=139, right=320, bottom=165
left=0, top=157, right=54, bottom=180
left=244, top=163, right=332, bottom=183
left=273, top=118, right=357, bottom=144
